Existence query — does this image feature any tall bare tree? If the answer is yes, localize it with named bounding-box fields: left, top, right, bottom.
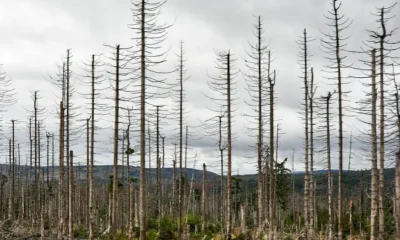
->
left=321, top=1, right=351, bottom=237
left=297, top=29, right=312, bottom=237
left=243, top=16, right=270, bottom=234
left=207, top=51, right=238, bottom=240
left=320, top=91, right=335, bottom=240
left=370, top=49, right=379, bottom=239
left=128, top=1, right=170, bottom=238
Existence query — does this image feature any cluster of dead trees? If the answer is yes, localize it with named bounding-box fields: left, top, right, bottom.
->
left=2, top=0, right=400, bottom=239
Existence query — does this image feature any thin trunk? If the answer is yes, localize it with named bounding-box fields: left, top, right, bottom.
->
left=395, top=150, right=400, bottom=239
left=172, top=157, right=176, bottom=219
left=201, top=163, right=207, bottom=235
left=269, top=70, right=276, bottom=239
left=350, top=200, right=354, bottom=237
left=226, top=52, right=233, bottom=240
left=178, top=43, right=184, bottom=238
left=139, top=2, right=147, bottom=235
left=333, top=2, right=344, bottom=237
left=256, top=16, right=264, bottom=233
left=34, top=92, right=38, bottom=221
left=201, top=163, right=206, bottom=235
left=58, top=101, right=65, bottom=240
left=218, top=116, right=224, bottom=231
left=371, top=49, right=379, bottom=240
left=68, top=151, right=73, bottom=240
left=8, top=139, right=12, bottom=221
left=111, top=45, right=120, bottom=239
left=89, top=53, right=96, bottom=240
left=127, top=112, right=133, bottom=238
left=156, top=106, right=161, bottom=224
left=41, top=170, right=45, bottom=240
left=378, top=9, right=386, bottom=239
left=360, top=171, right=365, bottom=237
left=325, top=92, right=333, bottom=240
left=66, top=50, right=71, bottom=230
left=309, top=68, right=315, bottom=235
left=302, top=29, right=310, bottom=238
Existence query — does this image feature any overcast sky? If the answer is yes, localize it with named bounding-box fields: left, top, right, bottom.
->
left=0, top=0, right=399, bottom=174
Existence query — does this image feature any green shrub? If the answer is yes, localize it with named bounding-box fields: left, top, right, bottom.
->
left=147, top=229, right=159, bottom=240
left=74, top=225, right=88, bottom=238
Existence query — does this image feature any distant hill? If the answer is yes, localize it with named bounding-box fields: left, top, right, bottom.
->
left=0, top=164, right=220, bottom=183
left=0, top=164, right=395, bottom=195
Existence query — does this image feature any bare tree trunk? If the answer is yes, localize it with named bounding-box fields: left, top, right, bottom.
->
left=350, top=200, right=354, bottom=237
left=85, top=118, right=90, bottom=231
left=161, top=136, right=165, bottom=218
left=301, top=29, right=310, bottom=238
left=156, top=106, right=161, bottom=226
left=378, top=9, right=387, bottom=239
left=126, top=111, right=133, bottom=239
left=395, top=150, right=400, bottom=239
left=268, top=70, right=276, bottom=240
left=172, top=154, right=176, bottom=219
left=226, top=52, right=233, bottom=240
left=58, top=101, right=65, bottom=240
left=360, top=171, right=365, bottom=237
left=255, top=16, right=265, bottom=235
left=218, top=115, right=225, bottom=233
left=139, top=2, right=147, bottom=239
left=68, top=151, right=74, bottom=240
left=332, top=2, right=344, bottom=237
left=34, top=92, right=39, bottom=222
left=111, top=45, right=120, bottom=239
left=89, top=115, right=94, bottom=239
left=324, top=92, right=334, bottom=240
left=129, top=182, right=134, bottom=238
left=178, top=43, right=184, bottom=239
left=135, top=187, right=139, bottom=228
left=89, top=52, right=96, bottom=240
left=240, top=204, right=246, bottom=234
left=370, top=49, right=379, bottom=240
left=201, top=163, right=206, bottom=235
left=308, top=68, right=316, bottom=236
left=41, top=170, right=45, bottom=240
left=66, top=50, right=71, bottom=231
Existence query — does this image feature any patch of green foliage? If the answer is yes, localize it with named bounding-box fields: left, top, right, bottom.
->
left=74, top=225, right=88, bottom=239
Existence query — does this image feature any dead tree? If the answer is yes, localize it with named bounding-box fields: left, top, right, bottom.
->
left=125, top=108, right=133, bottom=238
left=370, top=49, right=379, bottom=239
left=268, top=68, right=276, bottom=240
left=68, top=150, right=74, bottom=240
left=58, top=101, right=65, bottom=239
left=243, top=16, right=270, bottom=234
left=365, top=5, right=400, bottom=237
left=201, top=163, right=206, bottom=235
left=308, top=68, right=317, bottom=235
left=297, top=29, right=312, bottom=237
left=206, top=51, right=238, bottom=240
left=128, top=1, right=170, bottom=238
left=320, top=91, right=335, bottom=240
left=321, top=1, right=352, bottom=237
left=111, top=45, right=120, bottom=238
left=80, top=53, right=106, bottom=239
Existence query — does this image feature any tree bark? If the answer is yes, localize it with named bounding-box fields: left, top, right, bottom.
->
left=201, top=163, right=206, bottom=235
left=395, top=150, right=400, bottom=239
left=58, top=101, right=65, bottom=240
left=226, top=52, right=233, bottom=240
left=370, top=49, right=379, bottom=240
left=111, top=44, right=120, bottom=239
left=68, top=150, right=73, bottom=240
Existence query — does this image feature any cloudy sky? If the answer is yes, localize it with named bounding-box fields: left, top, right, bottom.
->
left=0, top=0, right=399, bottom=174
